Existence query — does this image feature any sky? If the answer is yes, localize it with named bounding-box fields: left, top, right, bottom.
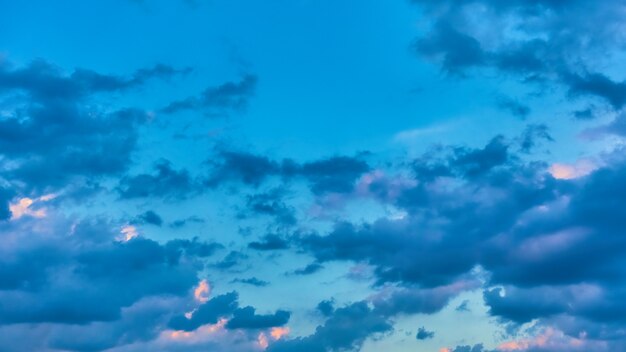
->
left=0, top=0, right=626, bottom=351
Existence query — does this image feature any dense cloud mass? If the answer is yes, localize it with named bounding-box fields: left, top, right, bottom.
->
left=0, top=61, right=185, bottom=191
left=412, top=0, right=626, bottom=110
left=2, top=0, right=626, bottom=351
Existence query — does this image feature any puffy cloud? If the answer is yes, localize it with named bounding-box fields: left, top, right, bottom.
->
left=8, top=193, right=56, bottom=220
left=168, top=292, right=239, bottom=331
left=372, top=281, right=481, bottom=316
left=268, top=301, right=392, bottom=352
left=0, top=218, right=204, bottom=326
left=0, top=59, right=187, bottom=192
left=194, top=279, right=211, bottom=303
left=410, top=0, right=626, bottom=109
left=279, top=129, right=626, bottom=349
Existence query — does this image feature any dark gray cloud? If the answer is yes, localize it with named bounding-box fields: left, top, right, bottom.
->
left=415, top=20, right=485, bottom=75
left=0, top=60, right=186, bottom=193
left=46, top=296, right=183, bottom=352
left=289, top=263, right=324, bottom=276
left=283, top=130, right=626, bottom=349
left=268, top=301, right=392, bottom=352
left=415, top=327, right=435, bottom=340
left=449, top=345, right=486, bottom=352
left=161, top=74, right=257, bottom=116
left=211, top=250, right=249, bottom=269
left=0, top=187, right=14, bottom=221
left=0, top=218, right=209, bottom=326
left=409, top=135, right=512, bottom=183
left=411, top=0, right=626, bottom=109
left=241, top=188, right=297, bottom=226
left=168, top=292, right=289, bottom=332
left=0, top=218, right=226, bottom=349
left=316, top=300, right=335, bottom=317
left=205, top=149, right=281, bottom=187
left=165, top=237, right=224, bottom=258
left=517, top=124, right=553, bottom=153
left=168, top=292, right=239, bottom=331
left=136, top=210, right=163, bottom=226
left=225, top=306, right=290, bottom=330
left=206, top=149, right=370, bottom=195
left=564, top=72, right=626, bottom=109
left=372, top=283, right=479, bottom=316
left=231, top=277, right=270, bottom=287
left=169, top=215, right=205, bottom=228
left=117, top=159, right=198, bottom=199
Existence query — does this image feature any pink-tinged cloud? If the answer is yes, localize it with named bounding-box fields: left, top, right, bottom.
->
left=549, top=159, right=596, bottom=180
left=497, top=327, right=605, bottom=351
left=119, top=225, right=139, bottom=242
left=258, top=332, right=269, bottom=349
left=355, top=170, right=417, bottom=201
left=194, top=279, right=211, bottom=303
left=270, top=326, right=290, bottom=340
left=9, top=193, right=57, bottom=220
left=164, top=318, right=228, bottom=341
left=516, top=228, right=588, bottom=261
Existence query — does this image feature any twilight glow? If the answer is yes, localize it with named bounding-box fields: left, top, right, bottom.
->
left=1, top=1, right=626, bottom=351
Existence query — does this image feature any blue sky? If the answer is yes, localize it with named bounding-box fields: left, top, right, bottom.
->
left=1, top=0, right=626, bottom=351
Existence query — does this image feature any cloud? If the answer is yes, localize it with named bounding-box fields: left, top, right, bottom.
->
left=248, top=234, right=290, bottom=251
left=414, top=20, right=485, bottom=76
left=161, top=74, right=257, bottom=116
left=225, top=306, right=290, bottom=330
left=231, top=277, right=270, bottom=287
left=242, top=188, right=297, bottom=226
left=564, top=72, right=626, bottom=109
left=268, top=301, right=392, bottom=352
left=136, top=210, right=163, bottom=226
left=0, top=217, right=209, bottom=326
left=372, top=281, right=481, bottom=316
left=581, top=112, right=626, bottom=139
left=288, top=263, right=324, bottom=276
left=165, top=237, right=224, bottom=258
left=410, top=0, right=626, bottom=109
left=168, top=292, right=239, bottom=331
left=416, top=327, right=435, bottom=340
left=273, top=129, right=626, bottom=349
left=8, top=193, right=56, bottom=220
left=211, top=251, right=249, bottom=270
left=117, top=159, right=198, bottom=199
left=205, top=149, right=370, bottom=195
left=169, top=216, right=205, bottom=228
left=0, top=187, right=14, bottom=221
left=0, top=59, right=185, bottom=192
left=518, top=124, right=553, bottom=153
left=497, top=97, right=531, bottom=119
